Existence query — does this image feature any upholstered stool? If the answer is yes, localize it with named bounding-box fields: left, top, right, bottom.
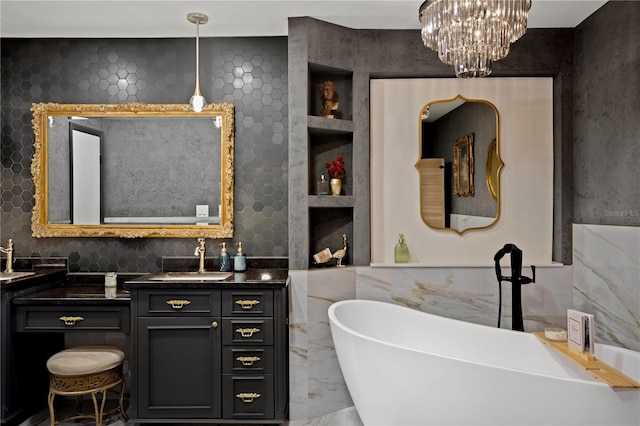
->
left=46, top=345, right=128, bottom=426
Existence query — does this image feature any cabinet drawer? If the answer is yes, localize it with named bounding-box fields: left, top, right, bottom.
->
left=222, top=290, right=273, bottom=316
left=14, top=306, right=130, bottom=333
left=137, top=290, right=220, bottom=316
left=222, top=318, right=273, bottom=345
left=222, top=347, right=274, bottom=374
left=222, top=375, right=274, bottom=419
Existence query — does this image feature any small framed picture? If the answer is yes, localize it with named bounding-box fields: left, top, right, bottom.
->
left=453, top=133, right=474, bottom=197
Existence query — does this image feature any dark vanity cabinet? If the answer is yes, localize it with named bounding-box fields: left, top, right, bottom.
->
left=2, top=269, right=67, bottom=426
left=133, top=290, right=222, bottom=419
left=128, top=273, right=289, bottom=424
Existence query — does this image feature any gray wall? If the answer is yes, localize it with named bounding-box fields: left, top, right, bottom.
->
left=573, top=1, right=640, bottom=225
left=1, top=37, right=288, bottom=272
left=101, top=117, right=219, bottom=218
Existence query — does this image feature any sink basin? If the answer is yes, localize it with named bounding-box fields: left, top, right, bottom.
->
left=148, top=271, right=232, bottom=281
left=0, top=271, right=36, bottom=281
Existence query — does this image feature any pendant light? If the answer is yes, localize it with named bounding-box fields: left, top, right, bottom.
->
left=188, top=12, right=208, bottom=112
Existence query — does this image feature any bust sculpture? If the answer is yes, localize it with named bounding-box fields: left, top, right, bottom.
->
left=318, top=80, right=342, bottom=118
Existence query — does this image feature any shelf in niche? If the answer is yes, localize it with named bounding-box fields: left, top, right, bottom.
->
left=309, top=207, right=353, bottom=269
left=308, top=115, right=353, bottom=134
left=309, top=63, right=353, bottom=120
left=309, top=195, right=355, bottom=208
left=308, top=130, right=352, bottom=196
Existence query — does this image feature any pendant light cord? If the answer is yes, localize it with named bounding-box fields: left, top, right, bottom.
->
left=194, top=19, right=201, bottom=96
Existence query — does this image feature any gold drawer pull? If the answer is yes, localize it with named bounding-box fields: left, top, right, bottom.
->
left=235, top=327, right=260, bottom=338
left=211, top=321, right=218, bottom=328
left=235, top=299, right=261, bottom=310
left=236, top=356, right=261, bottom=366
left=59, top=316, right=84, bottom=326
left=236, top=392, right=261, bottom=403
left=166, top=299, right=191, bottom=309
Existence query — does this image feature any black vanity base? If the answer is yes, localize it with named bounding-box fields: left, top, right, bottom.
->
left=127, top=272, right=289, bottom=425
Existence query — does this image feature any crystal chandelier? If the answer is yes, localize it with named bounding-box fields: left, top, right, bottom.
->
left=419, top=0, right=531, bottom=78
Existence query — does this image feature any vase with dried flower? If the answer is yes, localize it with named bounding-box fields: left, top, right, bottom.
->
left=326, top=156, right=345, bottom=196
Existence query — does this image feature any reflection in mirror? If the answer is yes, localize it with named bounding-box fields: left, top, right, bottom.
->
left=31, top=102, right=234, bottom=238
left=416, top=95, right=502, bottom=234
left=69, top=123, right=103, bottom=224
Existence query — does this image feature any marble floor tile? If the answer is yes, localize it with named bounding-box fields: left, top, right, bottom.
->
left=288, top=406, right=363, bottom=426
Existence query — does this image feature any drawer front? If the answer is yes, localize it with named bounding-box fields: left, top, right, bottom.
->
left=222, top=318, right=273, bottom=345
left=222, top=375, right=274, bottom=419
left=14, top=306, right=130, bottom=333
left=138, top=290, right=220, bottom=316
left=222, top=347, right=274, bottom=374
left=222, top=290, right=273, bottom=316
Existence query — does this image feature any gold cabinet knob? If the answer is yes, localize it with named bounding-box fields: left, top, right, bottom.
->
left=211, top=321, right=218, bottom=328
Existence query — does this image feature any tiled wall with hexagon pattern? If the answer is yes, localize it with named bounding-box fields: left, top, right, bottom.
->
left=1, top=37, right=288, bottom=273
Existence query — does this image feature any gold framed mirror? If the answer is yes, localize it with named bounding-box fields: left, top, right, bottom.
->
left=31, top=102, right=234, bottom=238
left=417, top=95, right=503, bottom=234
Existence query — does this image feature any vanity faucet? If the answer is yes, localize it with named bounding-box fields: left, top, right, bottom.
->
left=194, top=238, right=206, bottom=273
left=0, top=239, right=15, bottom=273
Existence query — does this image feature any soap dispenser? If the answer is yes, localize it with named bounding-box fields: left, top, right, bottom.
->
left=317, top=174, right=330, bottom=195
left=234, top=242, right=247, bottom=272
left=219, top=242, right=231, bottom=272
left=394, top=233, right=409, bottom=263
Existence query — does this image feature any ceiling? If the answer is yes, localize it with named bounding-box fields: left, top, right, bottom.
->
left=0, top=0, right=607, bottom=39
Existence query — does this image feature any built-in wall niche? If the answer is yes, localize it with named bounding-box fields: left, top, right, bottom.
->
left=308, top=129, right=353, bottom=196
left=309, top=207, right=353, bottom=267
left=308, top=63, right=353, bottom=120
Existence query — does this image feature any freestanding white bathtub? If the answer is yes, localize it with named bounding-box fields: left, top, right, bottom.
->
left=328, top=299, right=640, bottom=426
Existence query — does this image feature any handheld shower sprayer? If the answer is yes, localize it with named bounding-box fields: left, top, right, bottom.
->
left=494, top=244, right=535, bottom=331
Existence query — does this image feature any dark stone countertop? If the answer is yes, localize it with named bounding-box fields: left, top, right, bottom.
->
left=0, top=268, right=67, bottom=292
left=126, top=268, right=289, bottom=289
left=11, top=268, right=288, bottom=305
left=7, top=256, right=288, bottom=304
left=12, top=284, right=131, bottom=305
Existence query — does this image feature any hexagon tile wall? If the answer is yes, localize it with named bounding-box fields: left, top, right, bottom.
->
left=0, top=37, right=288, bottom=273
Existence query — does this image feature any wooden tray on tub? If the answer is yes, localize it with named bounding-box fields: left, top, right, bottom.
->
left=533, top=332, right=640, bottom=389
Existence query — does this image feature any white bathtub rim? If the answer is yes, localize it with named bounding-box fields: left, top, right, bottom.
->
left=328, top=299, right=632, bottom=388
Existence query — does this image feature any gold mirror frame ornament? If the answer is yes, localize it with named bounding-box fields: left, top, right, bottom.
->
left=30, top=102, right=235, bottom=238
left=417, top=95, right=503, bottom=235
left=485, top=138, right=502, bottom=200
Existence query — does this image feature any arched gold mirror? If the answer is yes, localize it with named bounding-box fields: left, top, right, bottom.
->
left=31, top=102, right=234, bottom=238
left=416, top=95, right=503, bottom=234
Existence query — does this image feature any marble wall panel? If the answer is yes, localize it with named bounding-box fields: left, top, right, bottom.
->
left=356, top=265, right=573, bottom=331
left=573, top=224, right=640, bottom=351
left=289, top=268, right=356, bottom=421
left=288, top=270, right=309, bottom=420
